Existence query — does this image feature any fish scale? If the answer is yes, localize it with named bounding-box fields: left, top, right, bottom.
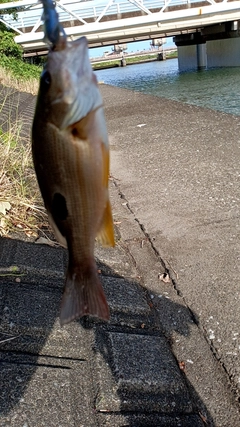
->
left=32, top=9, right=115, bottom=325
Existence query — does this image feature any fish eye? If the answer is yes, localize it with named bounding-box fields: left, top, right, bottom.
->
left=41, top=70, right=51, bottom=89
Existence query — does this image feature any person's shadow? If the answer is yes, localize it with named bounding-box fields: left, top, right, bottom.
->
left=91, top=289, right=215, bottom=427
left=0, top=236, right=214, bottom=426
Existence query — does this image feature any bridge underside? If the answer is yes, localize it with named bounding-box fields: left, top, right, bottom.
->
left=174, top=20, right=240, bottom=70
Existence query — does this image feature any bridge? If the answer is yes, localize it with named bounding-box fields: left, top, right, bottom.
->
left=1, top=0, right=240, bottom=70
left=1, top=0, right=240, bottom=51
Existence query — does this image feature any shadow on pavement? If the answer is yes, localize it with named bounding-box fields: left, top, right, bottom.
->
left=0, top=236, right=214, bottom=426
left=92, top=291, right=215, bottom=427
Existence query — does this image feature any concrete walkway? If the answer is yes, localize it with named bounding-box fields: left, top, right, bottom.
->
left=102, top=84, right=240, bottom=426
left=0, top=83, right=239, bottom=426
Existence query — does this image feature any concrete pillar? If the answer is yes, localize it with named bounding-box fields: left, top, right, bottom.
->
left=157, top=52, right=166, bottom=61
left=177, top=43, right=206, bottom=72
left=207, top=38, right=240, bottom=67
left=196, top=43, right=207, bottom=70
left=177, top=45, right=198, bottom=72
left=121, top=58, right=126, bottom=67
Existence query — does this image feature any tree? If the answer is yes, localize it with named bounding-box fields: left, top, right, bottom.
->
left=0, top=30, right=22, bottom=58
left=0, top=0, right=22, bottom=58
left=0, top=0, right=19, bottom=20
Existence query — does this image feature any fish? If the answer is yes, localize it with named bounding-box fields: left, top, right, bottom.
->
left=32, top=3, right=115, bottom=325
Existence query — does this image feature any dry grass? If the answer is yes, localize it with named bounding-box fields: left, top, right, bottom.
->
left=0, top=65, right=39, bottom=95
left=0, top=89, right=49, bottom=239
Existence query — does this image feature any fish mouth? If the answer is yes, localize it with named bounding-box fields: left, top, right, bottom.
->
left=47, top=36, right=103, bottom=130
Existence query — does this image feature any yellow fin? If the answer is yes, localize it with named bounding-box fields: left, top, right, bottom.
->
left=101, top=139, right=110, bottom=188
left=97, top=199, right=115, bottom=247
left=96, top=140, right=115, bottom=247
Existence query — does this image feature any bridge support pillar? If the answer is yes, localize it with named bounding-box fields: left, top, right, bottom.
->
left=176, top=37, right=240, bottom=71
left=175, top=24, right=240, bottom=71
left=177, top=43, right=206, bottom=72
left=174, top=34, right=206, bottom=72
left=177, top=45, right=197, bottom=72
left=157, top=52, right=166, bottom=61
left=196, top=43, right=206, bottom=70
left=207, top=38, right=240, bottom=67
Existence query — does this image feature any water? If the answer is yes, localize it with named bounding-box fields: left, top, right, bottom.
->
left=95, top=58, right=240, bottom=115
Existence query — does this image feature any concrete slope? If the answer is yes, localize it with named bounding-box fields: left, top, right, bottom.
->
left=101, top=84, right=240, bottom=426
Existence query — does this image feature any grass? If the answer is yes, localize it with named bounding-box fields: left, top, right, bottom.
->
left=0, top=88, right=48, bottom=239
left=166, top=50, right=178, bottom=59
left=0, top=54, right=49, bottom=239
left=0, top=54, right=40, bottom=95
left=92, top=50, right=178, bottom=70
left=92, top=54, right=157, bottom=70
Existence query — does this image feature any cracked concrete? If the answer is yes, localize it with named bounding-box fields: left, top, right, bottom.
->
left=112, top=177, right=200, bottom=328
left=109, top=175, right=240, bottom=425
left=109, top=178, right=240, bottom=425
left=101, top=83, right=240, bottom=425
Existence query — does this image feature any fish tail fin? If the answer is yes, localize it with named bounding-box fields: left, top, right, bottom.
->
left=60, top=262, right=109, bottom=326
left=97, top=198, right=115, bottom=247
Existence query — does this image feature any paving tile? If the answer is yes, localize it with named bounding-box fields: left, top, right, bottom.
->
left=0, top=282, right=91, bottom=359
left=0, top=353, right=95, bottom=427
left=0, top=282, right=62, bottom=330
left=97, top=413, right=205, bottom=427
left=95, top=243, right=138, bottom=278
left=94, top=331, right=192, bottom=413
left=102, top=276, right=152, bottom=327
left=0, top=238, right=65, bottom=283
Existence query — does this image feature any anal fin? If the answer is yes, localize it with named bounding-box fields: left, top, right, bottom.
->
left=97, top=198, right=115, bottom=247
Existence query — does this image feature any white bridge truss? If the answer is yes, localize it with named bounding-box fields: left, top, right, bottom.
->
left=1, top=0, right=240, bottom=53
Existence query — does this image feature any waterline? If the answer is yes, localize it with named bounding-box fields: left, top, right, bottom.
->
left=96, top=59, right=240, bottom=116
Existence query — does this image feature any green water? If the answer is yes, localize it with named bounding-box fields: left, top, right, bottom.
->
left=95, top=58, right=240, bottom=115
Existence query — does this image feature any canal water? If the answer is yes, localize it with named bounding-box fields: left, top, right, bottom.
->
left=95, top=58, right=240, bottom=116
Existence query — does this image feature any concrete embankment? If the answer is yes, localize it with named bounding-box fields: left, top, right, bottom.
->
left=101, top=83, right=240, bottom=426
left=0, top=83, right=239, bottom=426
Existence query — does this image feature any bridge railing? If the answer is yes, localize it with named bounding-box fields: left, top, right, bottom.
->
left=0, top=0, right=215, bottom=35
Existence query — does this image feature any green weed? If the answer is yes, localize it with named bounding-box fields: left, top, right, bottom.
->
left=0, top=91, right=48, bottom=238
left=0, top=55, right=40, bottom=94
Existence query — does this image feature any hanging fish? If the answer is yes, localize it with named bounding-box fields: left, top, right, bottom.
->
left=32, top=0, right=115, bottom=325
